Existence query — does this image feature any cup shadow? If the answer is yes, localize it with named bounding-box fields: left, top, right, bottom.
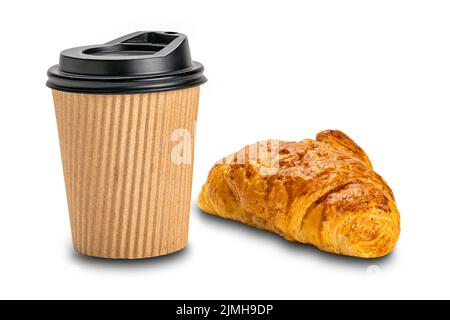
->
left=192, top=204, right=397, bottom=269
left=67, top=243, right=190, bottom=270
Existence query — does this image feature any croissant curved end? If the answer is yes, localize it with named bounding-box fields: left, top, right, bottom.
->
left=327, top=214, right=400, bottom=258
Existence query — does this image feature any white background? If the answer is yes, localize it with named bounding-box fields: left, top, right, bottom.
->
left=0, top=0, right=449, bottom=300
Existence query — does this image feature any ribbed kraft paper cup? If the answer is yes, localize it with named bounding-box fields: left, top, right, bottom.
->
left=47, top=31, right=206, bottom=259
left=52, top=88, right=200, bottom=258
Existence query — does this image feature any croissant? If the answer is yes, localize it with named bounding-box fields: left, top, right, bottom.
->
left=198, top=130, right=400, bottom=258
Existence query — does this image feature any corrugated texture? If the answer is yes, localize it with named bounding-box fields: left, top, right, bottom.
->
left=52, top=88, right=199, bottom=259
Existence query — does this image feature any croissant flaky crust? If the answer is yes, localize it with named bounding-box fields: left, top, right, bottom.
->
left=198, top=130, right=400, bottom=258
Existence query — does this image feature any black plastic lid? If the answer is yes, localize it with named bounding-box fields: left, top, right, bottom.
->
left=47, top=31, right=207, bottom=94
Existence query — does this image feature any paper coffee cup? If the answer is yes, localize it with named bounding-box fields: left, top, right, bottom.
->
left=47, top=32, right=206, bottom=259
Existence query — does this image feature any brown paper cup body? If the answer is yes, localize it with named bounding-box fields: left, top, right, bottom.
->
left=52, top=87, right=199, bottom=259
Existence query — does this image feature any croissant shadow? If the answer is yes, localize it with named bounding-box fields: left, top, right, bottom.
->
left=193, top=204, right=397, bottom=268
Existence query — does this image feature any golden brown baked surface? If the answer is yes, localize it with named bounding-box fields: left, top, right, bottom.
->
left=198, top=130, right=400, bottom=258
